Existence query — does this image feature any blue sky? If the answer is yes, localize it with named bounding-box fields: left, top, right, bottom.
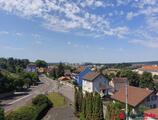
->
left=0, top=0, right=158, bottom=63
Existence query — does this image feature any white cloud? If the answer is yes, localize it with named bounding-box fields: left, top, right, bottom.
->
left=0, top=0, right=129, bottom=39
left=3, top=46, right=24, bottom=50
left=35, top=40, right=42, bottom=45
left=0, top=31, right=9, bottom=35
left=67, top=41, right=71, bottom=45
left=129, top=39, right=158, bottom=48
left=15, top=32, right=23, bottom=36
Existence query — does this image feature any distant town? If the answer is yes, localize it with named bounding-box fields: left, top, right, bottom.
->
left=0, top=57, right=158, bottom=120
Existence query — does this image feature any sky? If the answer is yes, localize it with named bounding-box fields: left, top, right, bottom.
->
left=0, top=0, right=158, bottom=63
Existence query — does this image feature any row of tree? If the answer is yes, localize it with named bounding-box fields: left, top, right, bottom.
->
left=0, top=57, right=30, bottom=73
left=105, top=69, right=158, bottom=90
left=0, top=71, right=39, bottom=93
left=74, top=88, right=104, bottom=120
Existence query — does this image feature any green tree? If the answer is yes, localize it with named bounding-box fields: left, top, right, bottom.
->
left=35, top=60, right=47, bottom=68
left=57, top=62, right=64, bottom=78
left=140, top=72, right=154, bottom=89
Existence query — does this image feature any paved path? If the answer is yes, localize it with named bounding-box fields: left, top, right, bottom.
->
left=43, top=98, right=78, bottom=120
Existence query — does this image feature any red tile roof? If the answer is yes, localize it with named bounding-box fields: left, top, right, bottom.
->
left=83, top=72, right=100, bottom=81
left=141, top=65, right=158, bottom=71
left=111, top=86, right=154, bottom=107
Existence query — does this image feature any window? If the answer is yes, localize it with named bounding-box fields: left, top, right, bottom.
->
left=147, top=97, right=150, bottom=102
left=153, top=104, right=156, bottom=108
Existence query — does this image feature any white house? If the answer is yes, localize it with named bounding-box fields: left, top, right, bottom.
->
left=82, top=72, right=109, bottom=96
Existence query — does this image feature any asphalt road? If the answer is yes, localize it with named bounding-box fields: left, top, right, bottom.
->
left=1, top=75, right=58, bottom=112
left=1, top=75, right=74, bottom=113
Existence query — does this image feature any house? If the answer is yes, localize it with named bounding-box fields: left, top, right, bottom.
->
left=133, top=65, right=158, bottom=76
left=144, top=108, right=158, bottom=120
left=73, top=66, right=92, bottom=87
left=64, top=69, right=71, bottom=77
left=111, top=86, right=158, bottom=114
left=82, top=72, right=109, bottom=96
left=109, top=77, right=128, bottom=92
left=26, top=64, right=36, bottom=72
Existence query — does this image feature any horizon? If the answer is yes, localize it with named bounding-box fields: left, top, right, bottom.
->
left=0, top=0, right=158, bottom=63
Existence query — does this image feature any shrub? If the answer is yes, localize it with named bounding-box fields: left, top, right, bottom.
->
left=6, top=105, right=37, bottom=120
left=6, top=94, right=53, bottom=120
left=0, top=107, right=5, bottom=120
left=32, top=94, right=52, bottom=107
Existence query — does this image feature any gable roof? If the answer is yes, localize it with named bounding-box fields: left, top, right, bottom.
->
left=83, top=72, right=100, bottom=81
left=111, top=86, right=154, bottom=107
left=140, top=65, right=158, bottom=72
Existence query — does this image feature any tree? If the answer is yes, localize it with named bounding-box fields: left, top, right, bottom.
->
left=49, top=68, right=57, bottom=79
left=35, top=60, right=47, bottom=68
left=57, top=62, right=64, bottom=78
left=118, top=70, right=140, bottom=87
left=140, top=72, right=154, bottom=89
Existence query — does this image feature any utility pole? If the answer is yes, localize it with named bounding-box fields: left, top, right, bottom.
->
left=125, top=80, right=128, bottom=120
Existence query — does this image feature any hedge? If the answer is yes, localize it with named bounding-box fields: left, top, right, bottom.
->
left=6, top=94, right=52, bottom=120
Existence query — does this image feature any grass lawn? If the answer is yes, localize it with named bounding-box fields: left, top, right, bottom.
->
left=47, top=92, right=66, bottom=108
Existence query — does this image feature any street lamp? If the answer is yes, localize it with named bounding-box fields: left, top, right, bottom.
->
left=125, top=80, right=128, bottom=120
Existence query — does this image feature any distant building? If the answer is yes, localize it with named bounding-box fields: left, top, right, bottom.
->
left=73, top=66, right=92, bottom=87
left=134, top=65, right=158, bottom=76
left=26, top=64, right=36, bottom=72
left=111, top=86, right=158, bottom=114
left=82, top=72, right=109, bottom=96
left=109, top=77, right=128, bottom=92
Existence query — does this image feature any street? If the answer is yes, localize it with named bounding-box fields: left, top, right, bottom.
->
left=1, top=75, right=74, bottom=113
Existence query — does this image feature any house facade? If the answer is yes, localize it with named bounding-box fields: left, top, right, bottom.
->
left=109, top=77, right=128, bottom=92
left=26, top=64, right=36, bottom=72
left=73, top=66, right=92, bottom=87
left=82, top=72, right=109, bottom=96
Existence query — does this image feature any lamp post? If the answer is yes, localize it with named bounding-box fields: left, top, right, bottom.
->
left=125, top=80, right=128, bottom=120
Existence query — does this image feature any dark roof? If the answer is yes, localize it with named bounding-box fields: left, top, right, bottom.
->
left=112, top=77, right=127, bottom=83
left=111, top=86, right=154, bottom=107
left=83, top=72, right=100, bottom=81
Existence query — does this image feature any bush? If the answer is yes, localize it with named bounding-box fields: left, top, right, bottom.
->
left=0, top=107, right=5, bottom=120
left=32, top=94, right=52, bottom=107
left=6, top=105, right=37, bottom=120
left=6, top=94, right=53, bottom=120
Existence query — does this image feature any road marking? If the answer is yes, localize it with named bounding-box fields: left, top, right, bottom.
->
left=8, top=94, right=32, bottom=105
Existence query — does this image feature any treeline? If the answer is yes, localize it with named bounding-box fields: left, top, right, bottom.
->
left=0, top=57, right=29, bottom=73
left=74, top=88, right=104, bottom=120
left=106, top=69, right=158, bottom=90
left=4, top=94, right=52, bottom=120
left=0, top=71, right=39, bottom=93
